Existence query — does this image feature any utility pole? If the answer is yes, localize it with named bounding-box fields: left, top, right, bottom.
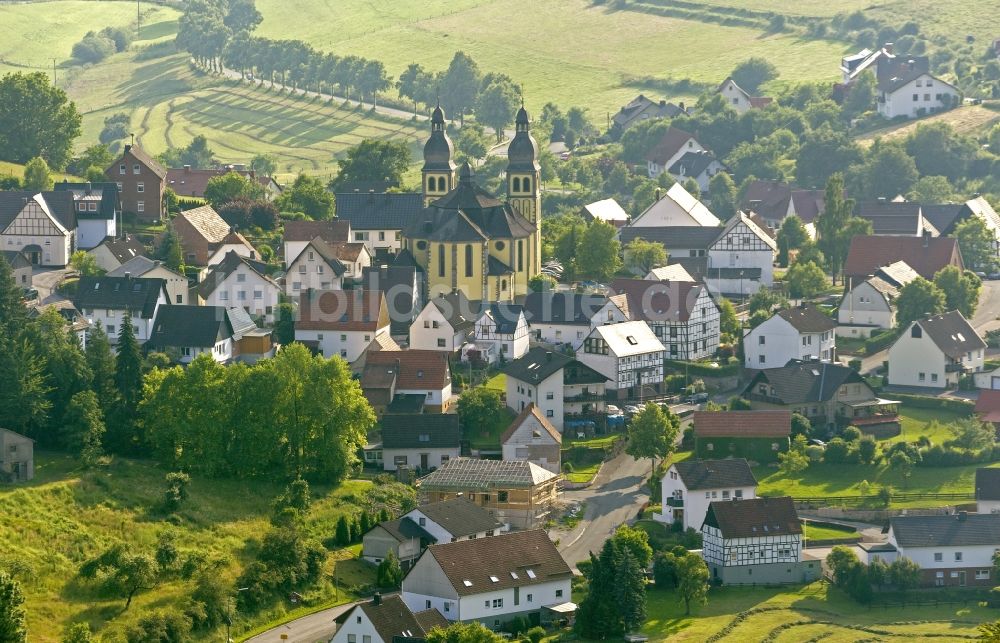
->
left=52, top=58, right=57, bottom=86
left=137, top=0, right=141, bottom=40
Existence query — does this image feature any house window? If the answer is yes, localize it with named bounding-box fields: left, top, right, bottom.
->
left=547, top=410, right=554, bottom=417
left=425, top=600, right=431, bottom=609
left=394, top=455, right=407, bottom=466
left=492, top=598, right=503, bottom=608
left=293, top=282, right=302, bottom=291
left=526, top=594, right=532, bottom=602
left=348, top=635, right=357, bottom=643
left=759, top=355, right=765, bottom=364
left=340, top=334, right=347, bottom=341
left=546, top=392, right=554, bottom=400
left=438, top=244, right=445, bottom=278
left=913, top=94, right=919, bottom=101
left=106, top=324, right=115, bottom=334
left=237, top=291, right=246, bottom=301
left=734, top=489, right=742, bottom=498
left=919, top=372, right=925, bottom=382
left=119, top=164, right=126, bottom=175
left=133, top=164, right=140, bottom=175
left=977, top=570, right=991, bottom=580
left=771, top=442, right=780, bottom=451
left=237, top=273, right=247, bottom=283
left=137, top=201, right=144, bottom=212
left=137, top=182, right=144, bottom=193
left=555, top=589, right=563, bottom=598
left=437, top=338, right=446, bottom=347
left=465, top=244, right=473, bottom=277
left=931, top=373, right=938, bottom=383
left=955, top=552, right=963, bottom=562
left=935, top=572, right=944, bottom=586
left=934, top=553, right=943, bottom=562
left=722, top=490, right=730, bottom=499
left=444, top=602, right=450, bottom=612
left=219, top=292, right=229, bottom=301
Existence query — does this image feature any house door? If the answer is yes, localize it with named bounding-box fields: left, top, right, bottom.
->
left=420, top=453, right=429, bottom=470
left=958, top=571, right=967, bottom=586
left=24, top=245, right=41, bottom=265
left=992, top=376, right=1000, bottom=389
left=11, top=462, right=21, bottom=481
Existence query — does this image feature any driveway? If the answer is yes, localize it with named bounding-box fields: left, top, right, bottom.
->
left=973, top=279, right=1000, bottom=334
left=243, top=601, right=357, bottom=643
left=31, top=266, right=73, bottom=303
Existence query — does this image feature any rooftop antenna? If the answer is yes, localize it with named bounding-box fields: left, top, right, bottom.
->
left=129, top=132, right=135, bottom=147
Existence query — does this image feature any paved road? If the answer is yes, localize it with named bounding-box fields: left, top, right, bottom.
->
left=972, top=279, right=1000, bottom=334
left=244, top=601, right=357, bottom=643
left=32, top=267, right=72, bottom=303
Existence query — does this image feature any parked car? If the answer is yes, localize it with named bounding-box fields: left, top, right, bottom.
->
left=809, top=439, right=826, bottom=447
left=685, top=392, right=709, bottom=404
left=22, top=287, right=38, bottom=301
left=606, top=404, right=622, bottom=415
left=623, top=405, right=641, bottom=416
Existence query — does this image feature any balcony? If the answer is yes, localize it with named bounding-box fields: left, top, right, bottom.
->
left=564, top=392, right=607, bottom=403
left=747, top=393, right=784, bottom=406
left=666, top=496, right=684, bottom=508
left=945, top=363, right=965, bottom=373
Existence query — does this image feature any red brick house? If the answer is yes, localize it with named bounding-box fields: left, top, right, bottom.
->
left=105, top=144, right=166, bottom=222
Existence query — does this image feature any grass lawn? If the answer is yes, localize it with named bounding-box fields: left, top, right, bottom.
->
left=893, top=406, right=969, bottom=445
left=802, top=521, right=858, bottom=542
left=836, top=336, right=866, bottom=355
left=564, top=462, right=602, bottom=484
left=0, top=160, right=83, bottom=184
left=2, top=451, right=376, bottom=642
left=483, top=372, right=506, bottom=392
left=642, top=581, right=988, bottom=641
left=563, top=434, right=622, bottom=449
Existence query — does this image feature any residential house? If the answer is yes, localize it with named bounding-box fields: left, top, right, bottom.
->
left=417, top=458, right=560, bottom=530
left=109, top=256, right=189, bottom=305
left=362, top=264, right=421, bottom=336
left=282, top=219, right=351, bottom=267
left=627, top=182, right=720, bottom=227
left=54, top=181, right=119, bottom=249
left=744, top=306, right=837, bottom=369
left=206, top=228, right=258, bottom=267
left=701, top=496, right=819, bottom=585
left=401, top=529, right=573, bottom=628
left=88, top=234, right=146, bottom=272
left=611, top=94, right=687, bottom=132
left=717, top=77, right=773, bottom=114
left=704, top=211, right=777, bottom=296
left=922, top=196, right=1000, bottom=268
left=875, top=56, right=960, bottom=119
left=843, top=234, right=964, bottom=283
left=884, top=513, right=1000, bottom=587
left=501, top=404, right=562, bottom=475
left=656, top=458, right=758, bottom=532
left=975, top=368, right=1000, bottom=391
left=336, top=191, right=424, bottom=259
left=888, top=310, right=985, bottom=388
left=740, top=180, right=825, bottom=235
left=668, top=151, right=728, bottom=194
left=409, top=290, right=479, bottom=354
left=646, top=264, right=696, bottom=283
left=362, top=349, right=453, bottom=414
left=73, top=275, right=168, bottom=344
left=609, top=278, right=721, bottom=361
left=30, top=299, right=89, bottom=348
left=147, top=305, right=270, bottom=364
left=0, top=191, right=76, bottom=267
left=0, top=429, right=34, bottom=483
left=742, top=359, right=900, bottom=435
left=855, top=200, right=939, bottom=236
left=380, top=414, right=461, bottom=473
left=172, top=205, right=233, bottom=266
left=331, top=594, right=447, bottom=643
left=837, top=261, right=919, bottom=335
left=692, top=410, right=791, bottom=463
left=105, top=144, right=166, bottom=221
left=1, top=250, right=32, bottom=289
left=503, top=346, right=609, bottom=431
left=295, top=289, right=390, bottom=363
left=521, top=292, right=627, bottom=349
left=164, top=165, right=281, bottom=200
left=330, top=240, right=374, bottom=281
left=196, top=251, right=280, bottom=324
left=578, top=320, right=665, bottom=400
left=976, top=468, right=1000, bottom=514
left=284, top=237, right=346, bottom=298
left=469, top=304, right=529, bottom=364
left=362, top=498, right=504, bottom=568
left=580, top=198, right=629, bottom=228
left=645, top=127, right=707, bottom=180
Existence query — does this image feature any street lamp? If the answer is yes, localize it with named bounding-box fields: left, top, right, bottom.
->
left=226, top=587, right=250, bottom=643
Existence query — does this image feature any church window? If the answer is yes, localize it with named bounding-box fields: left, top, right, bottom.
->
left=416, top=240, right=427, bottom=251
left=523, top=177, right=531, bottom=192
left=438, top=244, right=445, bottom=277
left=438, top=176, right=446, bottom=191
left=427, top=177, right=434, bottom=191
left=496, top=241, right=505, bottom=251
left=518, top=240, right=523, bottom=271
left=513, top=177, right=521, bottom=192
left=465, top=244, right=473, bottom=277
left=501, top=279, right=508, bottom=291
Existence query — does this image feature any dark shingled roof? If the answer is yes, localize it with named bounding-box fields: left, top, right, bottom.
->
left=742, top=360, right=871, bottom=405
left=704, top=496, right=801, bottom=539
left=148, top=305, right=234, bottom=348
left=504, top=346, right=572, bottom=384
left=112, top=144, right=167, bottom=179
left=376, top=518, right=434, bottom=543
left=668, top=151, right=722, bottom=178
left=413, top=498, right=502, bottom=537
left=482, top=304, right=524, bottom=334
left=922, top=204, right=964, bottom=234
left=645, top=126, right=698, bottom=166
left=416, top=529, right=572, bottom=597
left=74, top=276, right=165, bottom=319
left=381, top=413, right=460, bottom=449
left=612, top=94, right=687, bottom=128
left=54, top=182, right=119, bottom=220
left=521, top=292, right=610, bottom=326
left=1, top=250, right=31, bottom=270
left=673, top=458, right=758, bottom=491
left=976, top=468, right=1000, bottom=501
left=283, top=220, right=351, bottom=244
left=93, top=234, right=147, bottom=264
left=610, top=278, right=714, bottom=323
left=618, top=226, right=721, bottom=249
left=335, top=595, right=447, bottom=643
left=335, top=192, right=425, bottom=230
left=890, top=513, right=1000, bottom=548
left=855, top=201, right=928, bottom=235
left=197, top=251, right=275, bottom=298
left=775, top=306, right=837, bottom=333
left=0, top=191, right=76, bottom=232
left=501, top=403, right=562, bottom=446
left=428, top=290, right=480, bottom=332
left=912, top=310, right=986, bottom=359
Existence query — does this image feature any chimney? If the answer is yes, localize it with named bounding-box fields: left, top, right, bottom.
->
left=124, top=272, right=131, bottom=280
left=654, top=188, right=661, bottom=201
left=883, top=42, right=894, bottom=54
left=923, top=230, right=931, bottom=247
left=183, top=165, right=191, bottom=173
left=659, top=99, right=666, bottom=107
left=85, top=182, right=92, bottom=195
left=877, top=196, right=886, bottom=205
left=958, top=511, right=967, bottom=521
left=546, top=351, right=553, bottom=361
left=124, top=144, right=132, bottom=153
left=373, top=592, right=382, bottom=606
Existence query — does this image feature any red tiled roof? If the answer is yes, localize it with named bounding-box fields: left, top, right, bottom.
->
left=296, top=289, right=388, bottom=331
left=693, top=410, right=792, bottom=438
left=284, top=220, right=351, bottom=244
left=364, top=349, right=451, bottom=390
left=644, top=126, right=698, bottom=165
left=843, top=235, right=963, bottom=280
left=976, top=390, right=1000, bottom=423
left=165, top=167, right=274, bottom=198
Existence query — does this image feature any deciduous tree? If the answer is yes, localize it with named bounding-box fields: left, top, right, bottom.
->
left=426, top=622, right=504, bottom=643
left=79, top=544, right=158, bottom=609
left=933, top=265, right=981, bottom=318
left=786, top=260, right=828, bottom=299
left=626, top=403, right=680, bottom=484
left=576, top=220, right=621, bottom=280
left=624, top=237, right=667, bottom=275
left=0, top=72, right=82, bottom=169
left=776, top=214, right=809, bottom=267
left=62, top=390, right=105, bottom=465
left=203, top=171, right=265, bottom=207
left=0, top=571, right=26, bottom=643
left=955, top=216, right=999, bottom=273
left=329, top=139, right=411, bottom=192
left=476, top=76, right=520, bottom=142
left=730, top=57, right=778, bottom=93
left=439, top=52, right=481, bottom=126
left=896, top=277, right=945, bottom=328
left=676, top=551, right=710, bottom=615
left=278, top=173, right=334, bottom=219
left=23, top=156, right=53, bottom=191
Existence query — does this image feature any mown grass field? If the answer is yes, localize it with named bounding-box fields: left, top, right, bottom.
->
left=1, top=452, right=375, bottom=642
left=802, top=520, right=858, bottom=542
left=857, top=103, right=1000, bottom=146
left=642, top=581, right=988, bottom=641
left=0, top=160, right=82, bottom=184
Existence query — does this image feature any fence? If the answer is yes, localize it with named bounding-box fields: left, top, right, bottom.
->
left=793, top=491, right=974, bottom=505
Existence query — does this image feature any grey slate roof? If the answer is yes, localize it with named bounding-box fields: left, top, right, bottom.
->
left=775, top=306, right=837, bottom=333
left=483, top=304, right=523, bottom=334
left=890, top=513, right=1000, bottom=548
left=914, top=310, right=986, bottom=359
left=0, top=191, right=76, bottom=231
left=107, top=255, right=159, bottom=278
left=335, top=595, right=447, bottom=643
left=1, top=250, right=30, bottom=270
left=381, top=414, right=460, bottom=449
left=74, top=276, right=165, bottom=319
left=705, top=496, right=801, bottom=539
left=618, top=226, right=721, bottom=249
left=743, top=360, right=870, bottom=405
left=376, top=517, right=433, bottom=543
left=197, top=251, right=275, bottom=298
left=922, top=204, right=964, bottom=234
left=503, top=346, right=573, bottom=384
left=414, top=498, right=502, bottom=537
left=976, top=468, right=1000, bottom=501
left=855, top=201, right=928, bottom=235
left=429, top=290, right=479, bottom=332
left=149, top=305, right=233, bottom=348
left=668, top=151, right=722, bottom=178
left=93, top=234, right=147, bottom=264
left=54, top=181, right=119, bottom=220
left=673, top=458, right=757, bottom=491
left=335, top=191, right=425, bottom=230
left=521, top=292, right=611, bottom=326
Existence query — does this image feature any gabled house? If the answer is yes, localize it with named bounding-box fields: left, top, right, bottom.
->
left=742, top=359, right=900, bottom=434
left=206, top=229, right=258, bottom=267
left=336, top=191, right=424, bottom=259
left=88, top=234, right=146, bottom=272
left=172, top=205, right=235, bottom=266
left=501, top=404, right=562, bottom=475
left=105, top=144, right=166, bottom=221
left=693, top=410, right=791, bottom=462
left=888, top=310, right=985, bottom=388
left=668, top=151, right=728, bottom=194
left=54, top=181, right=119, bottom=249
left=409, top=290, right=479, bottom=354
left=165, top=166, right=281, bottom=201
left=975, top=468, right=1000, bottom=514
left=578, top=321, right=665, bottom=399
left=30, top=299, right=89, bottom=348
left=331, top=594, right=447, bottom=643
left=704, top=211, right=777, bottom=296
left=0, top=428, right=34, bottom=483
left=283, top=237, right=346, bottom=298
left=196, top=251, right=279, bottom=323
left=837, top=260, right=919, bottom=334
left=609, top=278, right=721, bottom=361
left=401, top=529, right=573, bottom=628
left=875, top=55, right=960, bottom=119
left=362, top=349, right=453, bottom=414
left=885, top=513, right=1000, bottom=587
left=362, top=264, right=421, bottom=336
left=362, top=498, right=504, bottom=567
left=0, top=191, right=76, bottom=267
left=843, top=234, right=964, bottom=283
left=295, top=289, right=390, bottom=363
left=646, top=264, right=696, bottom=283
left=469, top=304, right=529, bottom=364
left=73, top=275, right=168, bottom=344
left=1, top=250, right=32, bottom=289
left=744, top=305, right=837, bottom=369
left=418, top=458, right=560, bottom=530
left=611, top=94, right=687, bottom=132
left=655, top=458, right=757, bottom=532
left=701, top=496, right=819, bottom=585
left=380, top=413, right=461, bottom=472
left=109, top=255, right=189, bottom=305
left=282, top=219, right=351, bottom=267
left=503, top=346, right=610, bottom=430
left=626, top=182, right=720, bottom=228
left=148, top=305, right=269, bottom=364
left=645, top=127, right=707, bottom=180
left=740, top=180, right=825, bottom=234
left=580, top=198, right=629, bottom=228
left=855, top=200, right=938, bottom=236
left=717, top=77, right=772, bottom=114
left=521, top=292, right=627, bottom=349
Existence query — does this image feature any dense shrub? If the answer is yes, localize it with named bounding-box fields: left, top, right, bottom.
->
left=893, top=394, right=974, bottom=414
left=72, top=32, right=116, bottom=63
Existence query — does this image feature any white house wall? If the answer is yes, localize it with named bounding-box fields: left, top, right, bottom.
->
left=879, top=75, right=960, bottom=119
left=506, top=370, right=564, bottom=430
left=295, top=326, right=387, bottom=363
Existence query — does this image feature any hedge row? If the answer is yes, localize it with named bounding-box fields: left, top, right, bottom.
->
left=864, top=328, right=900, bottom=355
left=893, top=393, right=975, bottom=414
left=664, top=358, right=740, bottom=378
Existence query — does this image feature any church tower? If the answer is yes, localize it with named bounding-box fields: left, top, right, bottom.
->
left=422, top=103, right=456, bottom=207
left=506, top=105, right=541, bottom=276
